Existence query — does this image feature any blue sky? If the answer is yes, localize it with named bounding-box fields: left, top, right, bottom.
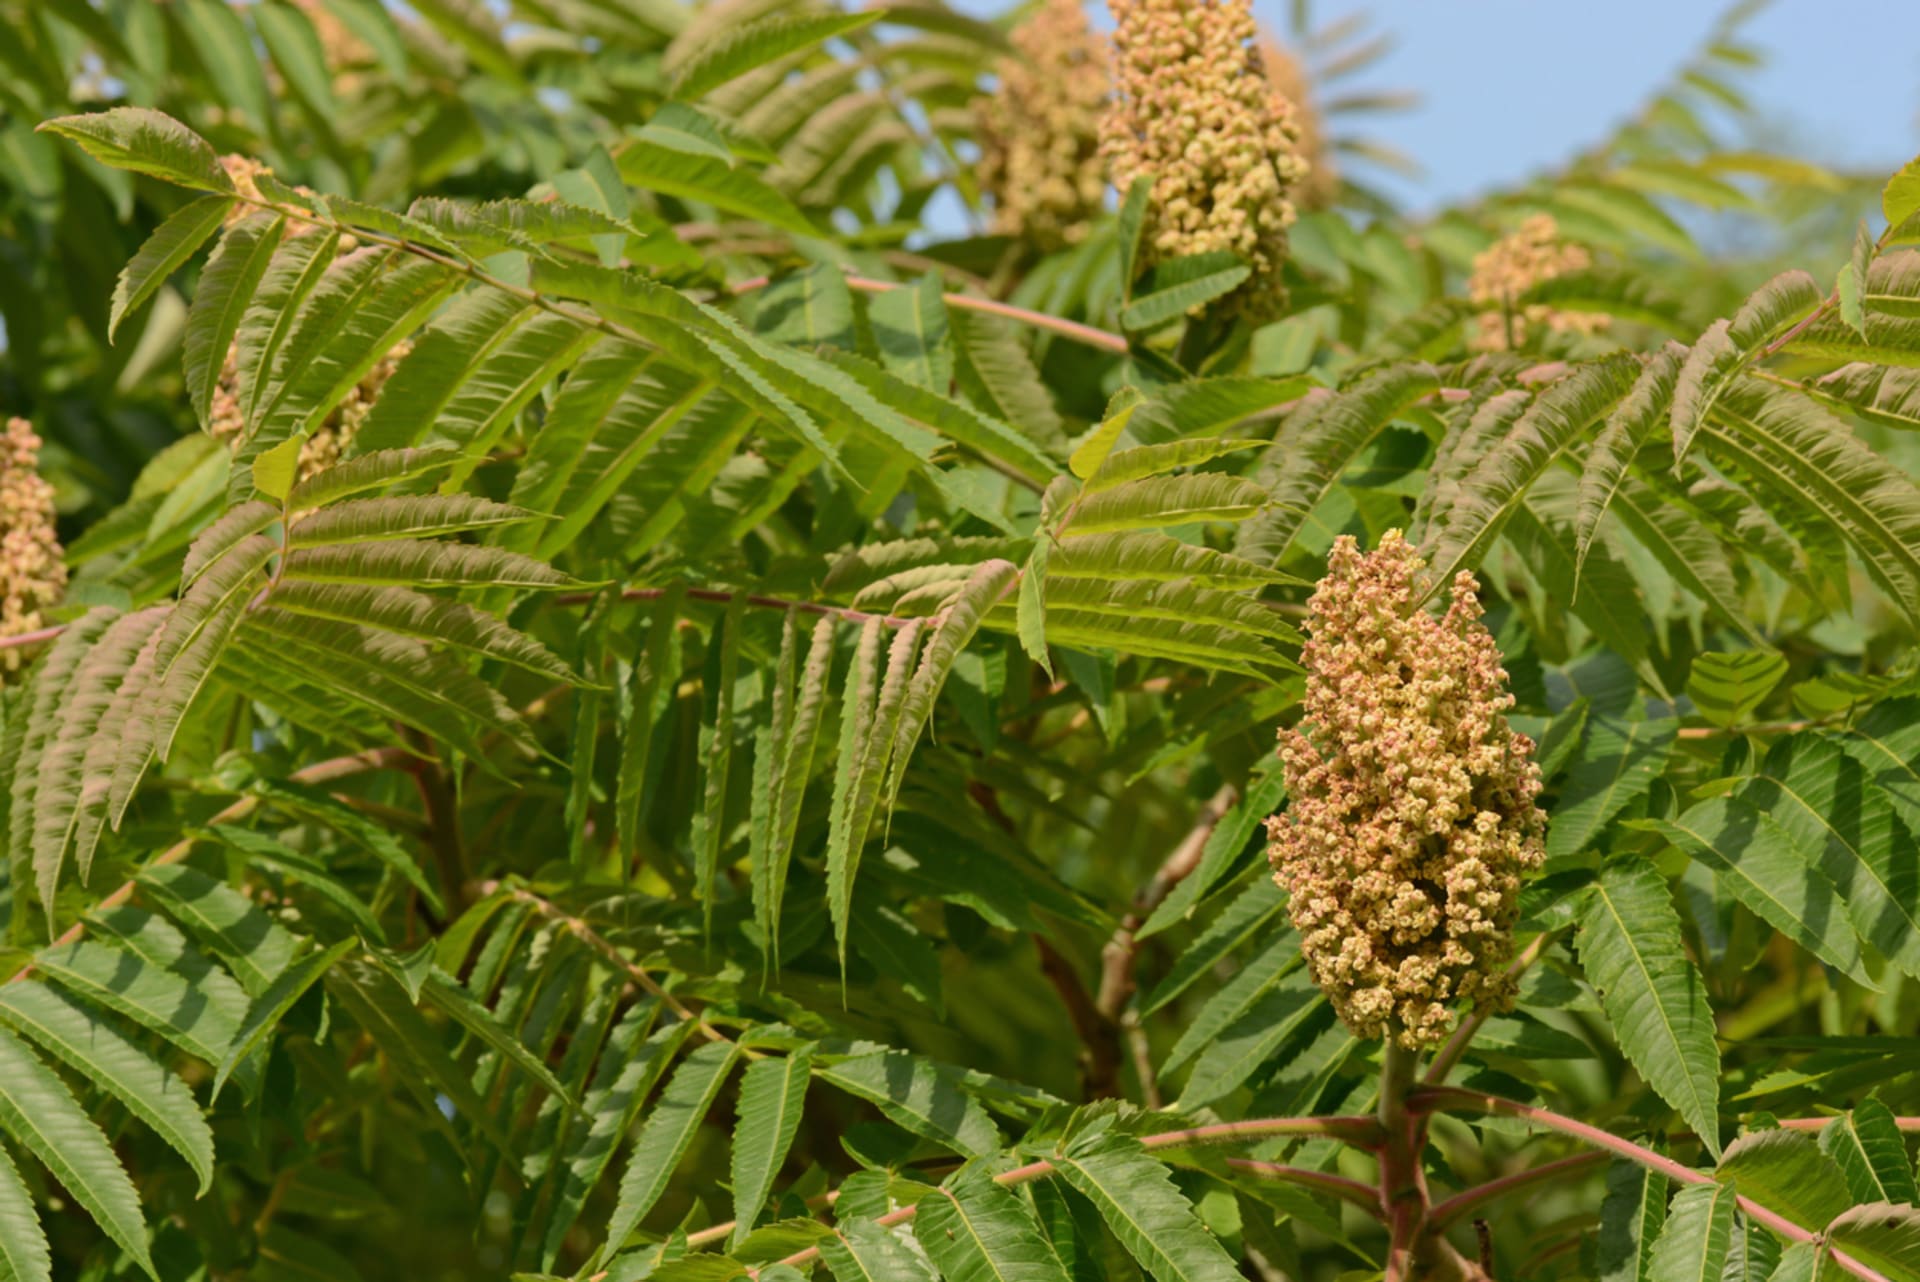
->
left=1267, top=0, right=1920, bottom=210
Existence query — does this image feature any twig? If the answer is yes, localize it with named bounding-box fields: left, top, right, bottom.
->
left=743, top=1114, right=1384, bottom=1278
left=729, top=272, right=1131, bottom=355
left=1676, top=718, right=1825, bottom=740
left=0, top=623, right=66, bottom=652
left=1033, top=934, right=1120, bottom=1098
left=1224, top=1159, right=1384, bottom=1218
left=1092, top=784, right=1240, bottom=1098
left=1411, top=1086, right=1896, bottom=1282
left=402, top=727, right=471, bottom=912
left=1427, top=1150, right=1608, bottom=1229
left=504, top=886, right=734, bottom=1046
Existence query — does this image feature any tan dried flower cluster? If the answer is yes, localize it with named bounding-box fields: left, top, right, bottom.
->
left=1100, top=0, right=1308, bottom=320
left=1259, top=37, right=1336, bottom=211
left=1468, top=214, right=1609, bottom=352
left=0, top=419, right=67, bottom=670
left=288, top=0, right=372, bottom=82
left=1267, top=531, right=1545, bottom=1048
left=219, top=154, right=273, bottom=226
left=207, top=340, right=412, bottom=481
left=975, top=0, right=1109, bottom=252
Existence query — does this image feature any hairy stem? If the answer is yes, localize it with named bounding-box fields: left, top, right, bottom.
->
left=1377, top=1040, right=1430, bottom=1282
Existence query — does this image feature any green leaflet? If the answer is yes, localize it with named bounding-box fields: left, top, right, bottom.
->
left=825, top=618, right=915, bottom=976
left=1638, top=798, right=1868, bottom=985
left=1671, top=270, right=1823, bottom=464
left=1422, top=355, right=1641, bottom=596
left=670, top=11, right=879, bottom=99
left=1176, top=975, right=1323, bottom=1108
left=1574, top=342, right=1687, bottom=574
left=135, top=862, right=299, bottom=995
left=1575, top=861, right=1722, bottom=1156
left=213, top=938, right=357, bottom=1101
left=694, top=594, right=746, bottom=943
left=820, top=1218, right=938, bottom=1282
left=1703, top=376, right=1920, bottom=631
left=1596, top=1158, right=1668, bottom=1282
left=1738, top=735, right=1920, bottom=981
left=1235, top=362, right=1439, bottom=566
left=1546, top=716, right=1679, bottom=863
left=0, top=1026, right=155, bottom=1278
left=326, top=961, right=513, bottom=1154
left=730, top=1045, right=813, bottom=1248
left=1826, top=1203, right=1920, bottom=1282
left=1160, top=930, right=1301, bottom=1075
left=604, top=1039, right=741, bottom=1255
left=37, top=107, right=233, bottom=194
left=881, top=560, right=1017, bottom=817
left=914, top=1168, right=1072, bottom=1282
left=107, top=192, right=230, bottom=341
left=285, top=494, right=536, bottom=545
left=0, top=1139, right=51, bottom=1282
left=1644, top=1183, right=1734, bottom=1282
left=813, top=1049, right=1000, bottom=1157
left=867, top=274, right=952, bottom=393
left=0, top=981, right=215, bottom=1193
left=1049, top=1134, right=1242, bottom=1282
left=1713, top=1129, right=1850, bottom=1233
left=617, top=587, right=685, bottom=877
left=34, top=938, right=245, bottom=1075
left=538, top=1012, right=689, bottom=1268
left=1820, top=1100, right=1919, bottom=1206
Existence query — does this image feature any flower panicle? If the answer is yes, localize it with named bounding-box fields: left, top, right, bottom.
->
left=0, top=418, right=67, bottom=670
left=975, top=0, right=1109, bottom=252
left=1099, top=0, right=1308, bottom=321
left=1267, top=530, right=1545, bottom=1049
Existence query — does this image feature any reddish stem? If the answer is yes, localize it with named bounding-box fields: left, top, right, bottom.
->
left=1412, top=1087, right=1895, bottom=1282
left=1225, top=1158, right=1384, bottom=1219
left=730, top=272, right=1131, bottom=355
left=1427, top=1150, right=1608, bottom=1228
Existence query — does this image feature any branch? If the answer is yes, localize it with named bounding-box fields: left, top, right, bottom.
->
left=1032, top=934, right=1121, bottom=1098
left=740, top=1114, right=1385, bottom=1277
left=1427, top=1150, right=1608, bottom=1229
left=1411, top=1087, right=1896, bottom=1282
left=5, top=747, right=412, bottom=984
left=1224, top=1159, right=1384, bottom=1219
left=502, top=885, right=747, bottom=1052
left=1378, top=1040, right=1430, bottom=1282
left=1091, top=783, right=1239, bottom=1101
left=729, top=272, right=1132, bottom=356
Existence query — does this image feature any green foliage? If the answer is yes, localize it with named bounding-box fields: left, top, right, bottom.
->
left=0, top=5, right=1917, bottom=1280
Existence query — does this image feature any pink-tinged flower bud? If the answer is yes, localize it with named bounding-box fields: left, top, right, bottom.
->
left=1099, top=0, right=1307, bottom=321
left=0, top=418, right=66, bottom=672
left=974, top=0, right=1109, bottom=253
left=1267, top=531, right=1545, bottom=1048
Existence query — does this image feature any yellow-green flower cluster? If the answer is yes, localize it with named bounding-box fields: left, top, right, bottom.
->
left=1100, top=0, right=1308, bottom=320
left=1267, top=531, right=1545, bottom=1048
left=1468, top=214, right=1609, bottom=352
left=975, top=0, right=1109, bottom=252
left=0, top=418, right=66, bottom=670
